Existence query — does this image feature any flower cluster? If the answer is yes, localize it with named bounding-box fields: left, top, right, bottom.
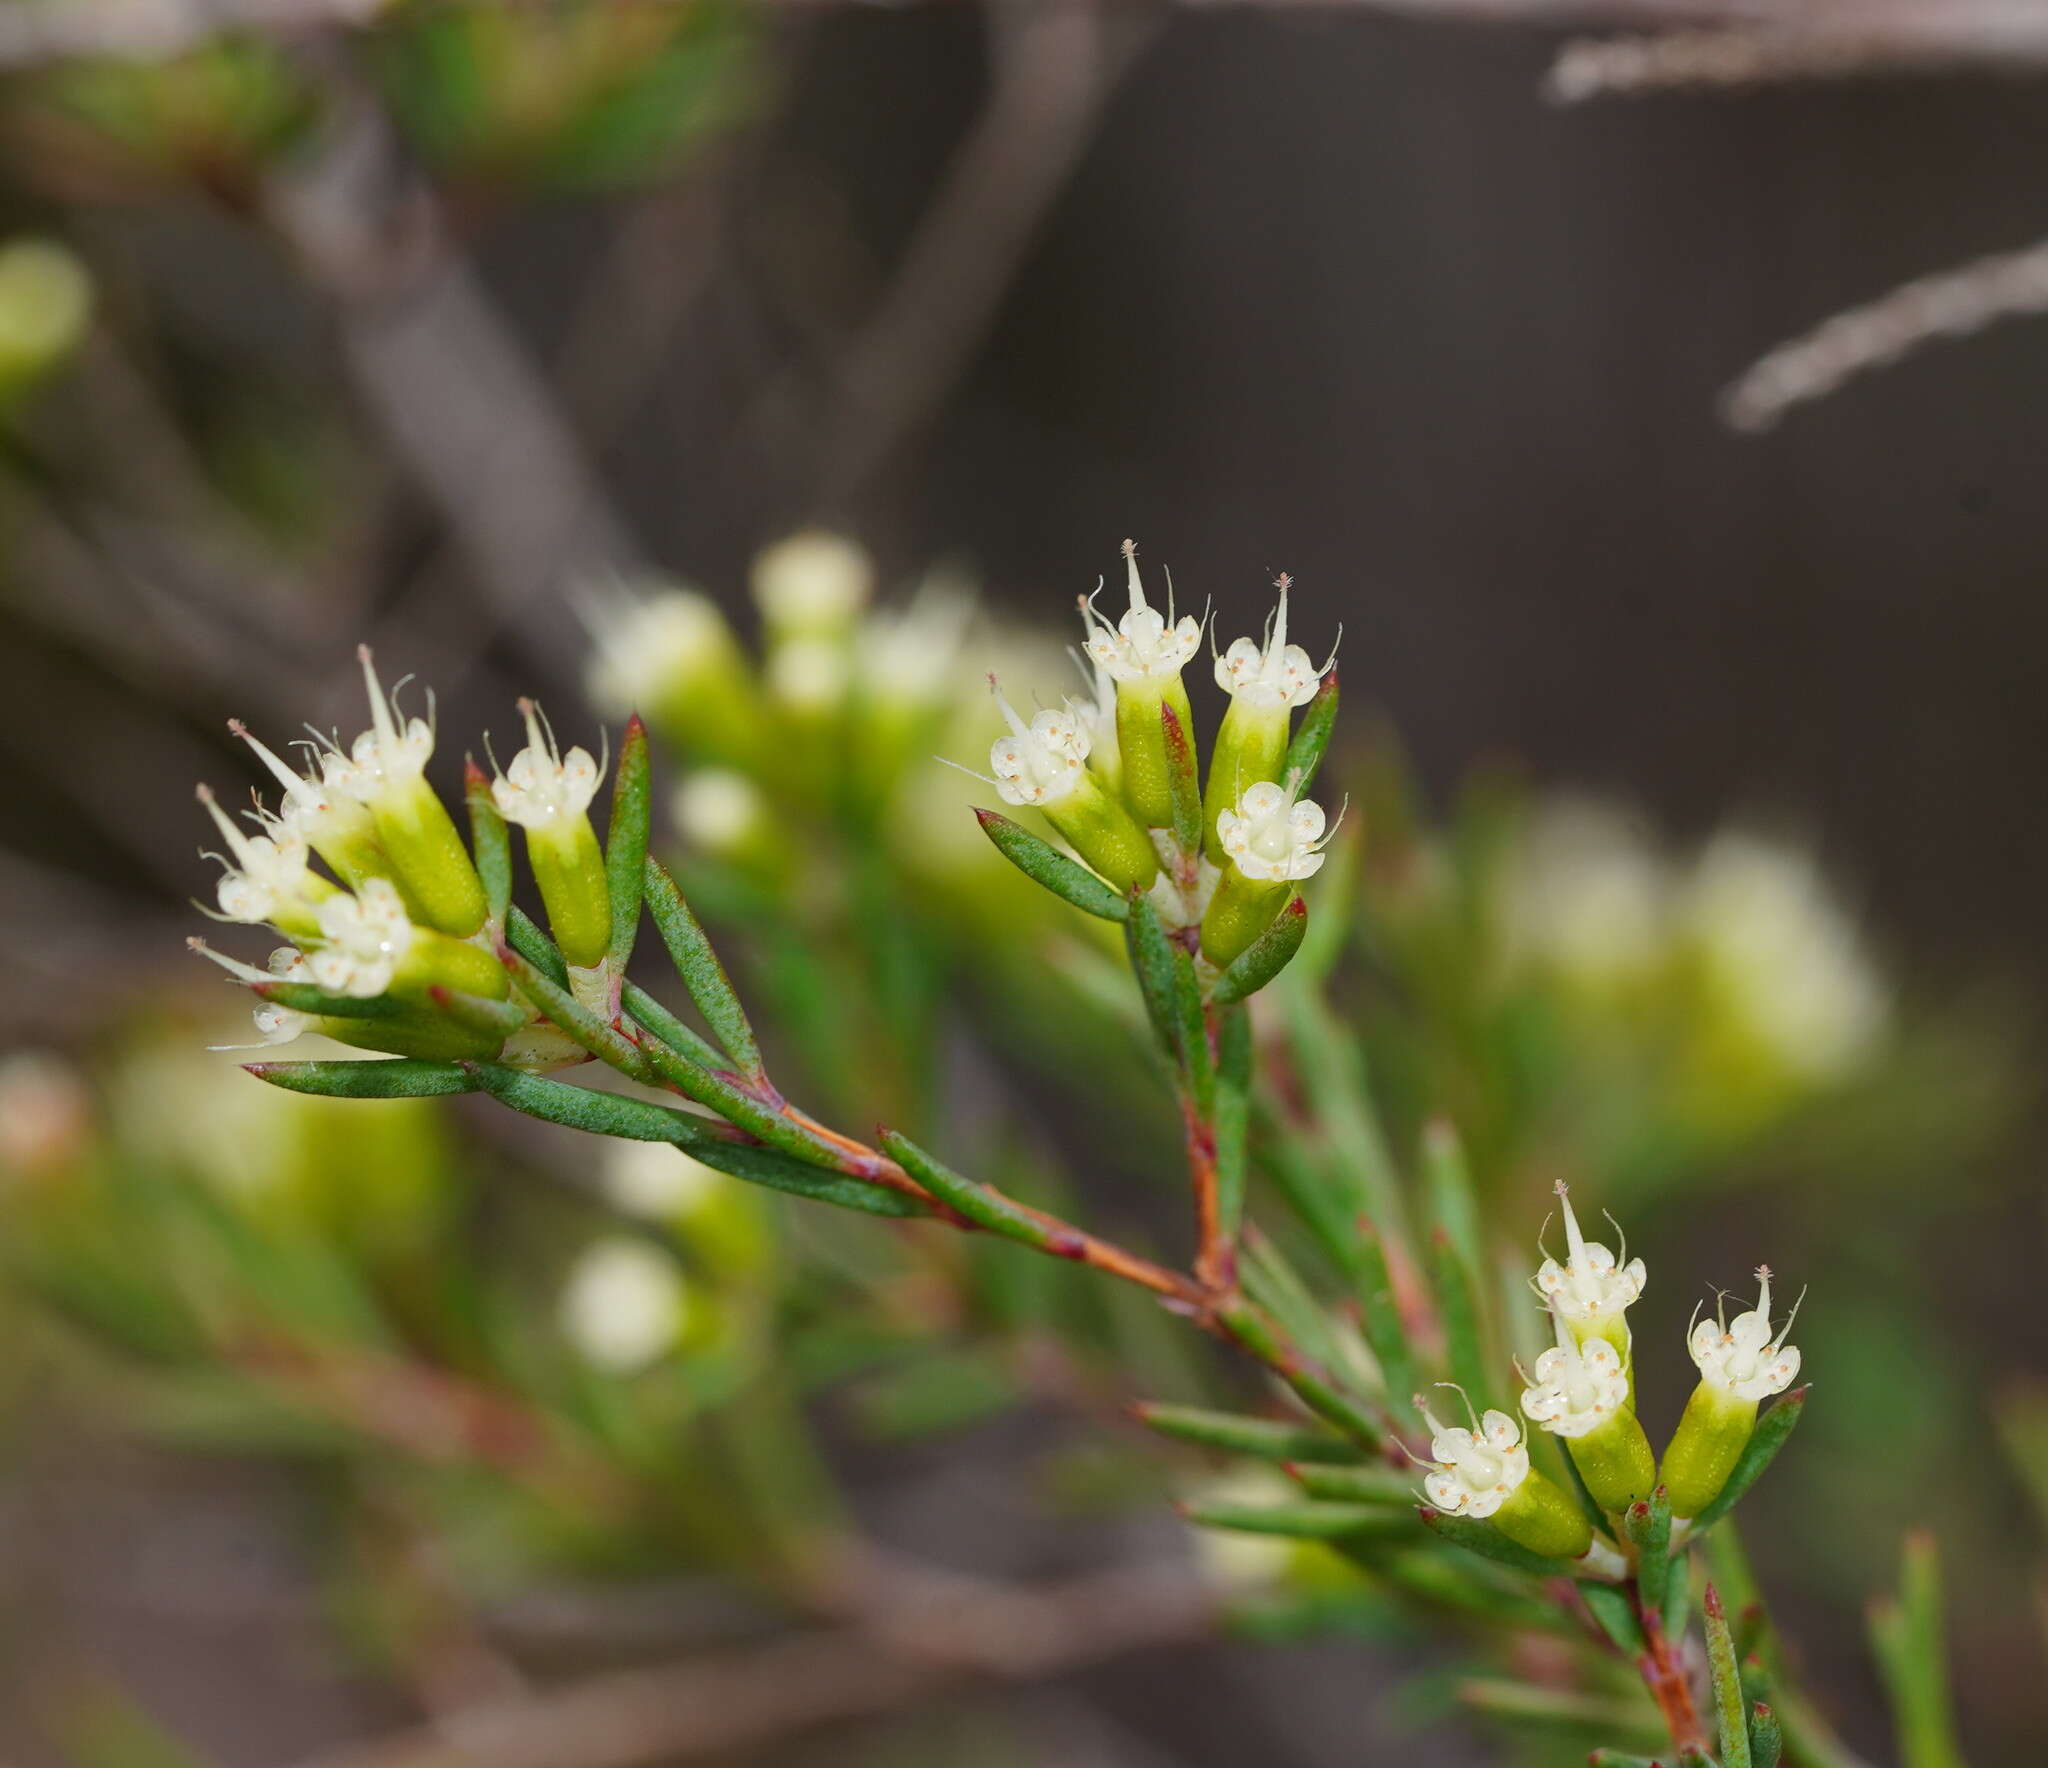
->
left=969, top=540, right=1339, bottom=975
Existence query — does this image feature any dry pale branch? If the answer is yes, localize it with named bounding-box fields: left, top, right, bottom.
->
left=283, top=1560, right=1217, bottom=1768
left=1722, top=232, right=2048, bottom=430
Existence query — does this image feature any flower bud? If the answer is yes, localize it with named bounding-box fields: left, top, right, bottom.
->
left=1201, top=781, right=1330, bottom=968
left=492, top=699, right=611, bottom=970
left=1203, top=576, right=1328, bottom=858
left=1082, top=541, right=1201, bottom=830
left=1415, top=1394, right=1602, bottom=1566
left=1662, top=1267, right=1802, bottom=1520
left=986, top=680, right=1158, bottom=893
left=1520, top=1309, right=1657, bottom=1512
left=751, top=531, right=873, bottom=646
left=586, top=587, right=763, bottom=768
left=337, top=648, right=487, bottom=938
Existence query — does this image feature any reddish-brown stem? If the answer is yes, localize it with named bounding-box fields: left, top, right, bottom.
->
left=1637, top=1605, right=1708, bottom=1754
left=1183, top=1091, right=1229, bottom=1293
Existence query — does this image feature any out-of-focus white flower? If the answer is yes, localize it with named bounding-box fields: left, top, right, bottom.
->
left=1502, top=796, right=1669, bottom=987
left=603, top=1140, right=729, bottom=1220
left=1414, top=1394, right=1530, bottom=1519
left=1082, top=539, right=1201, bottom=684
left=1183, top=1466, right=1301, bottom=1594
left=1689, top=1266, right=1802, bottom=1404
left=752, top=532, right=873, bottom=637
left=1215, top=782, right=1331, bottom=883
left=671, top=768, right=765, bottom=856
left=766, top=637, right=850, bottom=714
left=586, top=589, right=735, bottom=720
left=858, top=583, right=976, bottom=709
left=1682, top=831, right=1888, bottom=1082
left=559, top=1237, right=689, bottom=1372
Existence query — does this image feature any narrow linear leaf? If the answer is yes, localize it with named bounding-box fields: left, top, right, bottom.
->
left=1213, top=1003, right=1252, bottom=1238
left=255, top=982, right=409, bottom=1021
left=620, top=981, right=727, bottom=1071
left=1462, top=1681, right=1660, bottom=1734
left=1751, top=1702, right=1784, bottom=1768
left=465, top=758, right=512, bottom=923
left=1132, top=1403, right=1363, bottom=1465
left=1182, top=1499, right=1409, bottom=1542
left=1870, top=1533, right=1966, bottom=1768
left=1286, top=1462, right=1416, bottom=1505
left=1624, top=1486, right=1675, bottom=1619
left=1579, top=1580, right=1646, bottom=1655
left=1257, top=1124, right=1360, bottom=1279
left=975, top=807, right=1128, bottom=921
left=1283, top=667, right=1339, bottom=796
left=464, top=1064, right=929, bottom=1220
left=1211, top=895, right=1308, bottom=1005
left=1355, top=1217, right=1415, bottom=1407
left=244, top=1060, right=478, bottom=1100
left=1690, top=1388, right=1808, bottom=1534
left=1705, top=1584, right=1754, bottom=1768
left=644, top=856, right=763, bottom=1081
left=605, top=715, right=651, bottom=971
left=1171, top=943, right=1213, bottom=1113
left=1123, top=889, right=1181, bottom=1058
left=1420, top=1507, right=1578, bottom=1579
left=427, top=986, right=529, bottom=1040
left=1159, top=699, right=1203, bottom=857
left=1431, top=1224, right=1492, bottom=1413
left=876, top=1129, right=1064, bottom=1254
left=499, top=942, right=656, bottom=1083
left=1242, top=1229, right=1343, bottom=1373
left=630, top=1033, right=851, bottom=1172
left=1218, top=1298, right=1387, bottom=1451
left=506, top=904, right=570, bottom=988
left=1422, top=1117, right=1483, bottom=1274
left=1587, top=1753, right=1666, bottom=1768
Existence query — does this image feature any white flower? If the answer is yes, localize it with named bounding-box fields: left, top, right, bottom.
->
left=189, top=944, right=318, bottom=1049
left=230, top=719, right=373, bottom=855
left=1502, top=796, right=1669, bottom=987
left=308, top=878, right=413, bottom=998
left=1415, top=1394, right=1530, bottom=1519
left=585, top=589, right=734, bottom=718
left=1081, top=539, right=1201, bottom=684
left=766, top=636, right=849, bottom=713
left=1520, top=1311, right=1631, bottom=1438
left=988, top=679, right=1091, bottom=809
left=603, top=1140, right=729, bottom=1220
left=1214, top=574, right=1328, bottom=709
left=1534, top=1181, right=1646, bottom=1330
left=752, top=532, right=873, bottom=632
left=1682, top=831, right=1888, bottom=1083
left=857, top=582, right=975, bottom=706
left=559, top=1237, right=689, bottom=1372
left=1689, top=1266, right=1802, bottom=1404
left=343, top=645, right=435, bottom=794
left=195, top=783, right=324, bottom=926
left=1215, top=781, right=1331, bottom=883
left=491, top=698, right=602, bottom=830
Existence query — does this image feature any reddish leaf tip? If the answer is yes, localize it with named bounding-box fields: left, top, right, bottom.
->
left=1703, top=1582, right=1724, bottom=1619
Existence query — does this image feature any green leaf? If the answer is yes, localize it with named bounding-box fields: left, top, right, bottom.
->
left=628, top=1033, right=855, bottom=1173
left=464, top=1064, right=930, bottom=1221
left=1706, top=1583, right=1753, bottom=1768
left=1210, top=895, right=1308, bottom=1005
left=975, top=808, right=1129, bottom=921
left=1690, top=1388, right=1808, bottom=1534
left=1420, top=1508, right=1579, bottom=1578
left=1430, top=1224, right=1493, bottom=1413
left=1182, top=1499, right=1410, bottom=1542
left=605, top=714, right=651, bottom=972
left=1213, top=1003, right=1252, bottom=1239
left=1131, top=1403, right=1363, bottom=1465
left=643, top=856, right=763, bottom=1081
left=1122, top=889, right=1182, bottom=1058
left=499, top=940, right=656, bottom=1083
left=1624, top=1486, right=1675, bottom=1619
left=1216, top=1297, right=1387, bottom=1452
left=465, top=758, right=512, bottom=923
left=1287, top=1462, right=1417, bottom=1505
left=1171, top=942, right=1213, bottom=1114
left=254, top=981, right=409, bottom=1020
left=1870, top=1532, right=1966, bottom=1768
left=244, top=1059, right=478, bottom=1099
left=876, top=1129, right=1065, bottom=1255
left=506, top=904, right=570, bottom=987
left=1283, top=667, right=1339, bottom=796
left=427, top=986, right=529, bottom=1040
left=1421, top=1117, right=1483, bottom=1275
left=620, top=981, right=727, bottom=1071
left=1355, top=1218, right=1415, bottom=1409
left=1751, top=1702, right=1784, bottom=1768
left=1159, top=698, right=1203, bottom=857
left=1579, top=1581, right=1646, bottom=1655
left=1588, top=1754, right=1666, bottom=1768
